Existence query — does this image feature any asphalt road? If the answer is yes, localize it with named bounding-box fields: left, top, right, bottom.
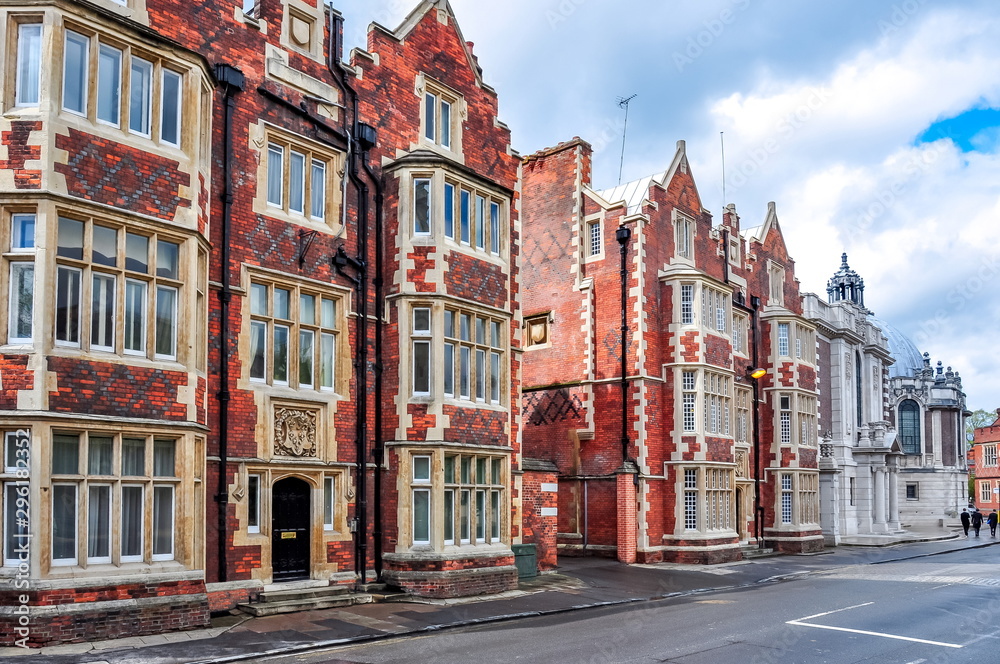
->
left=258, top=546, right=1000, bottom=664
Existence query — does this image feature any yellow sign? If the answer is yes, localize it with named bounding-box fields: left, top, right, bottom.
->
left=281, top=531, right=296, bottom=539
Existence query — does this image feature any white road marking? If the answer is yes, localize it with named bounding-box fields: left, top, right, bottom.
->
left=786, top=602, right=962, bottom=649
left=794, top=602, right=874, bottom=622
left=786, top=621, right=963, bottom=648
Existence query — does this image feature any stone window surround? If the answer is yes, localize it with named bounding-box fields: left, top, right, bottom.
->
left=672, top=209, right=696, bottom=262
left=415, top=73, right=466, bottom=160
left=58, top=18, right=190, bottom=150
left=6, top=425, right=203, bottom=577
left=666, top=462, right=736, bottom=538
left=405, top=300, right=508, bottom=408
left=767, top=468, right=820, bottom=528
left=244, top=271, right=347, bottom=394
left=404, top=169, right=509, bottom=261
left=771, top=389, right=818, bottom=448
left=254, top=122, right=345, bottom=234
left=392, top=443, right=509, bottom=552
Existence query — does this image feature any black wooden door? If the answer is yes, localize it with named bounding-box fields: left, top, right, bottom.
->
left=271, top=477, right=310, bottom=581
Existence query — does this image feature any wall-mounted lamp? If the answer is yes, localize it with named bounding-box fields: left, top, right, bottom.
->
left=748, top=367, right=767, bottom=380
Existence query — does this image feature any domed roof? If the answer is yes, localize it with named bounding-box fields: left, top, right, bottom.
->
left=868, top=316, right=924, bottom=378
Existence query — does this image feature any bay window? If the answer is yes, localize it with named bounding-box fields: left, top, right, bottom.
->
left=412, top=177, right=506, bottom=256
left=679, top=466, right=734, bottom=534
left=50, top=431, right=180, bottom=566
left=405, top=449, right=506, bottom=549
left=54, top=216, right=184, bottom=360
left=62, top=26, right=186, bottom=147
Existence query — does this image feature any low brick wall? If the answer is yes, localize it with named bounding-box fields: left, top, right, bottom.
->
left=382, top=552, right=518, bottom=598
left=0, top=579, right=209, bottom=647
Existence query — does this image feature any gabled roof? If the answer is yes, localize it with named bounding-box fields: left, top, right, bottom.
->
left=592, top=140, right=701, bottom=215
left=368, top=0, right=489, bottom=91
left=749, top=201, right=789, bottom=257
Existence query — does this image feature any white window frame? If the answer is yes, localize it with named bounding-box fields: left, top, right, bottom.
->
left=777, top=323, right=790, bottom=357
left=682, top=371, right=697, bottom=433
left=120, top=484, right=144, bottom=562
left=15, top=23, right=43, bottom=107
left=159, top=69, right=183, bottom=147
left=323, top=476, right=335, bottom=531
left=248, top=474, right=261, bottom=534
left=680, top=284, right=694, bottom=325
left=86, top=483, right=113, bottom=564
left=422, top=84, right=457, bottom=150
left=151, top=484, right=175, bottom=561
left=981, top=480, right=992, bottom=504
left=414, top=178, right=432, bottom=235
left=411, top=454, right=432, bottom=546
left=63, top=30, right=90, bottom=116
left=8, top=262, right=34, bottom=343
left=3, top=481, right=30, bottom=567
left=128, top=57, right=153, bottom=137
left=588, top=220, right=601, bottom=257
left=96, top=43, right=123, bottom=127
left=675, top=213, right=694, bottom=260
left=247, top=279, right=341, bottom=391
left=51, top=483, right=79, bottom=566
left=264, top=136, right=336, bottom=225
left=412, top=307, right=432, bottom=396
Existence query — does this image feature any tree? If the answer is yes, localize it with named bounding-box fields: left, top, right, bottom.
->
left=967, top=408, right=998, bottom=441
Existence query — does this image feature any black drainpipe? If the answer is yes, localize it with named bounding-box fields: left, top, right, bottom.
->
left=360, top=157, right=385, bottom=581
left=615, top=224, right=633, bottom=465
left=749, top=295, right=764, bottom=548
left=213, top=63, right=245, bottom=584
left=325, top=9, right=372, bottom=585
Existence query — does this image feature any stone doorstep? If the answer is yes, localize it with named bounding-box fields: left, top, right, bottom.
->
left=238, top=595, right=362, bottom=617
left=238, top=586, right=373, bottom=617
left=257, top=585, right=351, bottom=603
left=739, top=545, right=778, bottom=560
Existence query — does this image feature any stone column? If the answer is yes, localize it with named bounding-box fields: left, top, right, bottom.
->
left=887, top=464, right=900, bottom=531
left=873, top=467, right=887, bottom=531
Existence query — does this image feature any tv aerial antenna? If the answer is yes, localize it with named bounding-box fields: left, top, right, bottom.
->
left=617, top=94, right=637, bottom=185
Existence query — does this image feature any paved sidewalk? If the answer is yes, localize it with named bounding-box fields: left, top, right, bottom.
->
left=3, top=527, right=994, bottom=664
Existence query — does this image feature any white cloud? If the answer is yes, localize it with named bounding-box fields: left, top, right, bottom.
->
left=331, top=0, right=1000, bottom=408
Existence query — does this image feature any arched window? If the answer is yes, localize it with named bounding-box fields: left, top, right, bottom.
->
left=899, top=400, right=921, bottom=455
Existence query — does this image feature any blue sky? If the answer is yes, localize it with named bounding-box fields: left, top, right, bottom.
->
left=333, top=0, right=1000, bottom=410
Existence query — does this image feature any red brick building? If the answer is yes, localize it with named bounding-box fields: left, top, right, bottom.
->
left=0, top=0, right=521, bottom=645
left=971, top=410, right=1000, bottom=512
left=519, top=139, right=823, bottom=565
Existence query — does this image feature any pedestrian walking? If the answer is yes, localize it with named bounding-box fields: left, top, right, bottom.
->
left=971, top=509, right=983, bottom=537
left=960, top=509, right=971, bottom=537
left=988, top=510, right=998, bottom=537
